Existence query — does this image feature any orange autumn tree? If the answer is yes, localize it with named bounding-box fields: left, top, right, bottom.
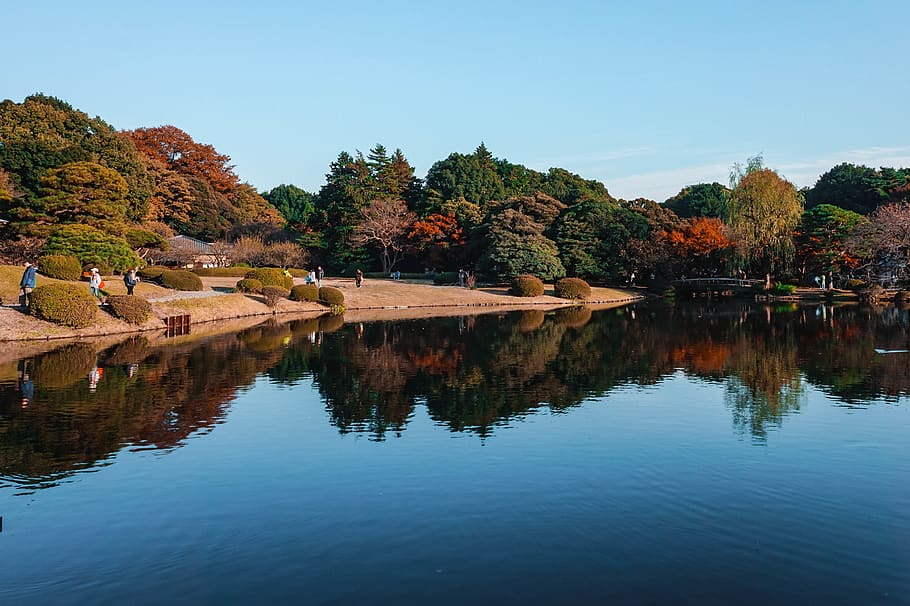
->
left=124, top=125, right=238, bottom=193
left=406, top=212, right=466, bottom=270
left=667, top=217, right=732, bottom=276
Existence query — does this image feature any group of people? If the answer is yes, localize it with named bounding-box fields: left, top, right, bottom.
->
left=17, top=262, right=142, bottom=308
left=304, top=265, right=325, bottom=287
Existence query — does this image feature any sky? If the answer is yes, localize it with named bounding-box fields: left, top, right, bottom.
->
left=5, top=0, right=910, bottom=202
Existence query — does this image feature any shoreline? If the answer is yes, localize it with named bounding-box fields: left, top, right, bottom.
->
left=0, top=277, right=647, bottom=343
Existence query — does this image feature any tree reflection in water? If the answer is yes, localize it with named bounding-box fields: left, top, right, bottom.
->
left=2, top=302, right=910, bottom=487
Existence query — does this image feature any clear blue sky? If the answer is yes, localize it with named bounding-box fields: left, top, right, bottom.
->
left=5, top=0, right=909, bottom=201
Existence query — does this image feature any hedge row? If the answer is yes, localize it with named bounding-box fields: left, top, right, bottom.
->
left=290, top=283, right=320, bottom=302
left=160, top=270, right=204, bottom=291
left=245, top=268, right=293, bottom=290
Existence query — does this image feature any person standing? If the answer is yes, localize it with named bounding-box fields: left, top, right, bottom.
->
left=19, top=261, right=37, bottom=307
left=316, top=266, right=324, bottom=288
left=89, top=268, right=103, bottom=299
left=354, top=268, right=363, bottom=288
left=124, top=267, right=139, bottom=295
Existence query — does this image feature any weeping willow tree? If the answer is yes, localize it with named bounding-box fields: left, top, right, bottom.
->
left=726, top=156, right=803, bottom=288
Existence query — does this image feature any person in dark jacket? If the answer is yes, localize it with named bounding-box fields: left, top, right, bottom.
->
left=123, top=267, right=139, bottom=295
left=19, top=261, right=37, bottom=307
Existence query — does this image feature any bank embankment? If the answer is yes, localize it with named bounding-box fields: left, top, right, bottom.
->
left=0, top=274, right=645, bottom=343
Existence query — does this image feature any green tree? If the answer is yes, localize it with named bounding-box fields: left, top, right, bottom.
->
left=42, top=224, right=141, bottom=271
left=263, top=184, right=315, bottom=225
left=795, top=204, right=866, bottom=278
left=664, top=182, right=729, bottom=218
left=726, top=163, right=803, bottom=287
left=0, top=94, right=152, bottom=220
left=30, top=161, right=129, bottom=231
left=478, top=193, right=566, bottom=280
left=805, top=163, right=884, bottom=215
left=425, top=143, right=505, bottom=213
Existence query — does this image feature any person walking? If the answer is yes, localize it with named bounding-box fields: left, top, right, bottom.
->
left=89, top=268, right=103, bottom=300
left=316, top=266, right=324, bottom=288
left=123, top=267, right=139, bottom=295
left=19, top=261, right=37, bottom=307
left=354, top=268, right=363, bottom=288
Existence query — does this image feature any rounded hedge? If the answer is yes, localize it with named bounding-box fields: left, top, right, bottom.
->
left=261, top=286, right=290, bottom=308
left=554, top=277, right=591, bottom=300
left=139, top=266, right=168, bottom=281
left=290, top=283, right=320, bottom=302
left=29, top=283, right=99, bottom=328
left=235, top=278, right=263, bottom=294
left=106, top=295, right=152, bottom=324
left=510, top=274, right=545, bottom=297
left=245, top=268, right=293, bottom=290
left=318, top=286, right=345, bottom=306
left=39, top=254, right=82, bottom=281
left=160, top=270, right=204, bottom=291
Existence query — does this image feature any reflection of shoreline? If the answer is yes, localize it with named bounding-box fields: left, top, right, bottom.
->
left=343, top=301, right=632, bottom=324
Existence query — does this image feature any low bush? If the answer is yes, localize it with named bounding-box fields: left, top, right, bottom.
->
left=160, top=270, right=204, bottom=291
left=510, top=274, right=545, bottom=297
left=39, top=254, right=82, bottom=281
left=261, top=286, right=290, bottom=308
left=106, top=295, right=152, bottom=324
left=192, top=267, right=249, bottom=277
left=28, top=283, right=98, bottom=328
left=235, top=278, right=263, bottom=294
left=771, top=282, right=797, bottom=295
left=843, top=278, right=866, bottom=291
left=318, top=286, right=345, bottom=306
left=290, top=283, right=320, bottom=302
left=139, top=266, right=168, bottom=281
left=433, top=272, right=459, bottom=285
left=554, top=277, right=591, bottom=300
left=245, top=268, right=293, bottom=290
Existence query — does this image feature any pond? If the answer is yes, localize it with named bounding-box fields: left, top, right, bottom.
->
left=0, top=302, right=908, bottom=605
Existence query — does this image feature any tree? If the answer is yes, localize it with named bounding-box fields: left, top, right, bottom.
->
left=407, top=213, right=465, bottom=270
left=805, top=163, right=884, bottom=215
left=351, top=198, right=416, bottom=273
left=33, top=161, right=129, bottom=230
left=794, top=204, right=866, bottom=279
left=124, top=227, right=169, bottom=263
left=726, top=163, right=803, bottom=287
left=262, top=184, right=315, bottom=225
left=42, top=224, right=141, bottom=271
left=849, top=203, right=910, bottom=284
left=478, top=193, right=566, bottom=280
left=425, top=144, right=505, bottom=213
left=666, top=217, right=732, bottom=276
left=664, top=182, right=729, bottom=218
left=124, top=125, right=239, bottom=194
left=0, top=95, right=152, bottom=220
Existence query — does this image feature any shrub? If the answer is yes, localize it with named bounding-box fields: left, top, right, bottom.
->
left=159, top=270, right=204, bottom=291
left=290, top=283, right=320, bottom=302
left=554, top=277, right=591, bottom=300
left=318, top=286, right=345, bottom=306
left=38, top=254, right=82, bottom=281
left=319, top=313, right=345, bottom=333
left=261, top=286, right=290, bottom=308
left=235, top=278, right=263, bottom=294
left=771, top=282, right=797, bottom=295
left=192, top=267, right=250, bottom=277
left=510, top=274, right=544, bottom=297
left=139, top=266, right=168, bottom=281
left=28, top=283, right=99, bottom=328
left=517, top=310, right=545, bottom=332
left=843, top=278, right=866, bottom=291
left=433, top=272, right=459, bottom=285
left=245, top=268, right=293, bottom=290
left=106, top=295, right=152, bottom=324
left=83, top=262, right=112, bottom=276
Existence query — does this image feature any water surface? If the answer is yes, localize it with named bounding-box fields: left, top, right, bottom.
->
left=1, top=302, right=908, bottom=604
